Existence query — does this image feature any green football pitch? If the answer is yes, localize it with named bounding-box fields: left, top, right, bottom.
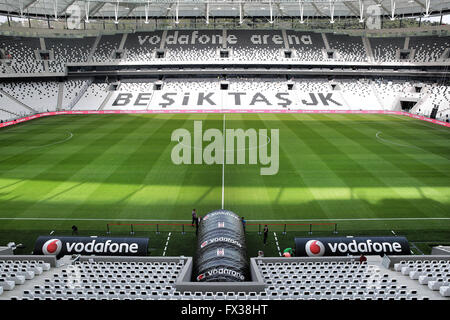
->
left=0, top=113, right=449, bottom=257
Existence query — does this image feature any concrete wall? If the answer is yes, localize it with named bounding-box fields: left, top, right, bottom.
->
left=175, top=257, right=266, bottom=293
left=78, top=255, right=188, bottom=264
left=0, top=247, right=13, bottom=255
left=255, top=256, right=360, bottom=264
left=431, top=246, right=450, bottom=256
left=383, top=255, right=450, bottom=269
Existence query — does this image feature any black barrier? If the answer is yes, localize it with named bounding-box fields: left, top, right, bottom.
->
left=194, top=209, right=249, bottom=282
left=295, top=236, right=411, bottom=257
left=33, top=236, right=149, bottom=258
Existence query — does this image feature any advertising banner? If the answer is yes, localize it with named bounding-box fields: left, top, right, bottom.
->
left=33, top=236, right=149, bottom=257
left=1, top=110, right=449, bottom=129
left=295, top=236, right=410, bottom=257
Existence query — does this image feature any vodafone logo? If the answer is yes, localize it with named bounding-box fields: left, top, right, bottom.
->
left=42, top=239, right=62, bottom=256
left=296, top=237, right=409, bottom=257
left=200, top=237, right=243, bottom=249
left=196, top=273, right=205, bottom=281
left=197, top=268, right=245, bottom=281
left=35, top=236, right=148, bottom=257
left=305, top=240, right=325, bottom=257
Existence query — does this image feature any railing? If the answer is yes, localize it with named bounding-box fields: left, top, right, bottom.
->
left=106, top=222, right=338, bottom=235
left=0, top=16, right=447, bottom=38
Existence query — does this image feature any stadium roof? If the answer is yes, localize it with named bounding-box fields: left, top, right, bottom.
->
left=0, top=0, right=449, bottom=21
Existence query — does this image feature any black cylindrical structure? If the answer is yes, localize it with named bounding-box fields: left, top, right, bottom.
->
left=194, top=209, right=249, bottom=282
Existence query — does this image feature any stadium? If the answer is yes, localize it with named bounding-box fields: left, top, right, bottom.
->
left=0, top=0, right=449, bottom=307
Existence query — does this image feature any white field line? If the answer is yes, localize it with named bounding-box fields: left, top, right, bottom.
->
left=222, top=113, right=225, bottom=210
left=389, top=114, right=450, bottom=133
left=375, top=131, right=420, bottom=149
left=0, top=131, right=74, bottom=163
left=273, top=232, right=281, bottom=256
left=0, top=217, right=450, bottom=222
left=32, top=131, right=73, bottom=149
left=162, top=232, right=171, bottom=256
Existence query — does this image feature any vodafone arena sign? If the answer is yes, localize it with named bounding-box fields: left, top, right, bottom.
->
left=34, top=236, right=149, bottom=257
left=295, top=236, right=410, bottom=257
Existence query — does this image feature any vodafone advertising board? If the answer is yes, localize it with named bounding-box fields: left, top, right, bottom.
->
left=295, top=236, right=410, bottom=257
left=34, top=236, right=149, bottom=257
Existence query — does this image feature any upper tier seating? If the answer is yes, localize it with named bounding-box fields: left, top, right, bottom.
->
left=0, top=32, right=449, bottom=71
left=370, top=37, right=405, bottom=62
left=327, top=33, right=367, bottom=62
left=409, top=36, right=450, bottom=62
left=46, top=37, right=95, bottom=73
left=164, top=30, right=222, bottom=62
left=123, top=31, right=163, bottom=62
left=0, top=36, right=44, bottom=74
left=228, top=30, right=285, bottom=61
left=91, top=35, right=123, bottom=63
left=286, top=31, right=326, bottom=61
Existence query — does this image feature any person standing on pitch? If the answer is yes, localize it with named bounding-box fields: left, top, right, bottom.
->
left=263, top=225, right=269, bottom=245
left=195, top=215, right=201, bottom=236
left=191, top=209, right=197, bottom=227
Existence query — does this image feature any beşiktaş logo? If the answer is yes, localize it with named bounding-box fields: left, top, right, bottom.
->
left=200, top=237, right=243, bottom=249
left=305, top=240, right=325, bottom=257
left=196, top=268, right=245, bottom=281
left=171, top=121, right=279, bottom=176
left=42, top=239, right=63, bottom=256
left=42, top=238, right=140, bottom=255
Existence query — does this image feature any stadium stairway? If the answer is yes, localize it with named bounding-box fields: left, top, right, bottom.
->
left=362, top=36, right=374, bottom=63
left=56, top=81, right=65, bottom=111
left=98, top=90, right=115, bottom=110
left=369, top=82, right=386, bottom=110
left=68, top=78, right=93, bottom=110
left=39, top=37, right=49, bottom=73
left=321, top=33, right=331, bottom=51
left=87, top=35, right=102, bottom=63
left=0, top=107, right=19, bottom=118
left=0, top=88, right=38, bottom=113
